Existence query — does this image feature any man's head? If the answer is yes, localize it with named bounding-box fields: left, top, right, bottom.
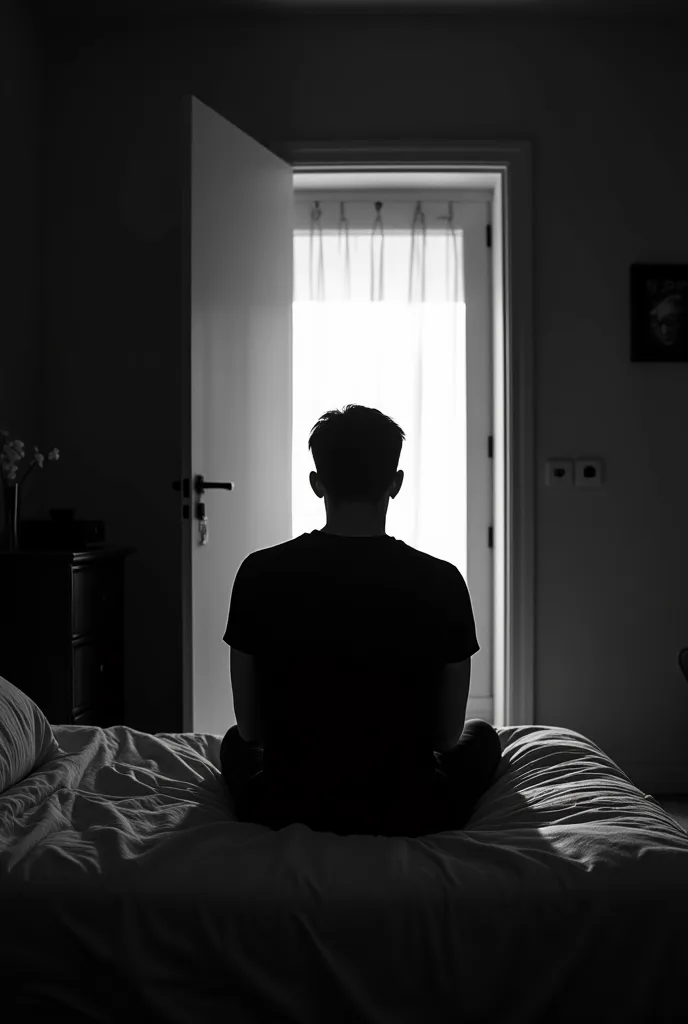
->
left=308, top=405, right=405, bottom=523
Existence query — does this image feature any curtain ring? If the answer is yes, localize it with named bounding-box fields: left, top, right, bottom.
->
left=309, top=200, right=325, bottom=300
left=409, top=201, right=427, bottom=303
left=339, top=201, right=351, bottom=300
left=445, top=202, right=458, bottom=303
left=370, top=202, right=384, bottom=301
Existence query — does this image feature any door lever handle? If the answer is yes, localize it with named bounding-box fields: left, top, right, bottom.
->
left=194, top=474, right=234, bottom=496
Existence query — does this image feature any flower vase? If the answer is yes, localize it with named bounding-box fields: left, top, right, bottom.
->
left=9, top=483, right=19, bottom=551
left=1, top=483, right=20, bottom=552
left=0, top=483, right=10, bottom=551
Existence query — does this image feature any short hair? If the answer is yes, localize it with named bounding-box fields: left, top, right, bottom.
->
left=308, top=404, right=406, bottom=506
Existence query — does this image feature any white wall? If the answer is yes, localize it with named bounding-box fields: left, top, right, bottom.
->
left=40, top=9, right=688, bottom=791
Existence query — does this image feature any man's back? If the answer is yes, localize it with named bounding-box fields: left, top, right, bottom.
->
left=224, top=530, right=480, bottom=835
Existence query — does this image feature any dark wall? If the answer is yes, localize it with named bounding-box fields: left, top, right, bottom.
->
left=1, top=0, right=43, bottom=518
left=39, top=18, right=189, bottom=732
left=40, top=10, right=688, bottom=790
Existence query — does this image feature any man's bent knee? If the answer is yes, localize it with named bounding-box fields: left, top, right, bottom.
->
left=465, top=719, right=502, bottom=759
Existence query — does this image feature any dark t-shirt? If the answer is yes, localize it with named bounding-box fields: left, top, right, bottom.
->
left=223, top=529, right=480, bottom=836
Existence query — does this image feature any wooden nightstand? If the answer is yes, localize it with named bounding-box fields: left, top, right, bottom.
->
left=0, top=546, right=133, bottom=727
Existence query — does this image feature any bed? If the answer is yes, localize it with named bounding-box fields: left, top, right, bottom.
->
left=2, top=698, right=688, bottom=1023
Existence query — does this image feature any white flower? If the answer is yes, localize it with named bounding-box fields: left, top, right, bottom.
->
left=2, top=443, right=22, bottom=464
left=0, top=434, right=60, bottom=485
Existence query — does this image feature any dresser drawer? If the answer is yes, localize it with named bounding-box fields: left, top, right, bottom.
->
left=72, top=565, right=115, bottom=637
left=72, top=641, right=106, bottom=712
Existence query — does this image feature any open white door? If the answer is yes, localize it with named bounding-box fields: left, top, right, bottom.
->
left=183, top=97, right=294, bottom=734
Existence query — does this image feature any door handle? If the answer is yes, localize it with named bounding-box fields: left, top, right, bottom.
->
left=194, top=475, right=234, bottom=496
left=192, top=476, right=233, bottom=548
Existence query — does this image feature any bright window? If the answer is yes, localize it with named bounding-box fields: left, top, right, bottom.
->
left=291, top=228, right=467, bottom=577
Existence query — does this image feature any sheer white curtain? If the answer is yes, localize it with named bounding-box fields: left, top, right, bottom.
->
left=291, top=199, right=467, bottom=576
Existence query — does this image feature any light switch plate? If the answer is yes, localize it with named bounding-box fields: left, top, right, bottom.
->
left=545, top=459, right=573, bottom=487
left=575, top=459, right=603, bottom=487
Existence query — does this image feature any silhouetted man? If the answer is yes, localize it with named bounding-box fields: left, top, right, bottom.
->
left=220, top=404, right=502, bottom=837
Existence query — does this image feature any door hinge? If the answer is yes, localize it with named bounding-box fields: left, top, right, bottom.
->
left=486, top=224, right=492, bottom=248
left=488, top=435, right=493, bottom=459
left=488, top=525, right=493, bottom=549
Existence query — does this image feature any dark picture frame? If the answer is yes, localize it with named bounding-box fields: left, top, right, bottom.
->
left=630, top=263, right=688, bottom=362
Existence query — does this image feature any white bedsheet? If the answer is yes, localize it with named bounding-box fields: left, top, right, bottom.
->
left=1, top=723, right=687, bottom=1023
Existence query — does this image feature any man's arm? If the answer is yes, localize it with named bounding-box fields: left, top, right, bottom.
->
left=430, top=565, right=478, bottom=751
left=230, top=647, right=263, bottom=744
left=431, top=658, right=472, bottom=752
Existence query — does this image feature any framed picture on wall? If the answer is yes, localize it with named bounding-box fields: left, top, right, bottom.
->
left=630, top=263, right=688, bottom=362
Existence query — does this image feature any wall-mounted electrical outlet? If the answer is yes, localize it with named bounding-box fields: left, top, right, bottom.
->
left=545, top=460, right=573, bottom=487
left=575, top=459, right=603, bottom=487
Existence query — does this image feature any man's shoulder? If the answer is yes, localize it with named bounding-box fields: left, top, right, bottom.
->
left=244, top=531, right=461, bottom=585
left=400, top=542, right=459, bottom=578
left=386, top=539, right=465, bottom=596
left=242, top=533, right=312, bottom=571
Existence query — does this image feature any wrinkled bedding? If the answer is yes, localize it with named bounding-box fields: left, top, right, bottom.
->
left=1, top=722, right=687, bottom=1023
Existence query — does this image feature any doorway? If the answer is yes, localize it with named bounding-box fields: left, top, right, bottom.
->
left=291, top=174, right=493, bottom=721
left=184, top=97, right=534, bottom=736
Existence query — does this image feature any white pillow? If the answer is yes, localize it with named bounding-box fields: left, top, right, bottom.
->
left=0, top=676, right=61, bottom=794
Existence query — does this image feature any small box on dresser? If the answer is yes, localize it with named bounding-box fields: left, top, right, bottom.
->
left=0, top=546, right=134, bottom=727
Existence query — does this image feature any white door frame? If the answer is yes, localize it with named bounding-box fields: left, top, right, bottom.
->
left=285, top=140, right=534, bottom=728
